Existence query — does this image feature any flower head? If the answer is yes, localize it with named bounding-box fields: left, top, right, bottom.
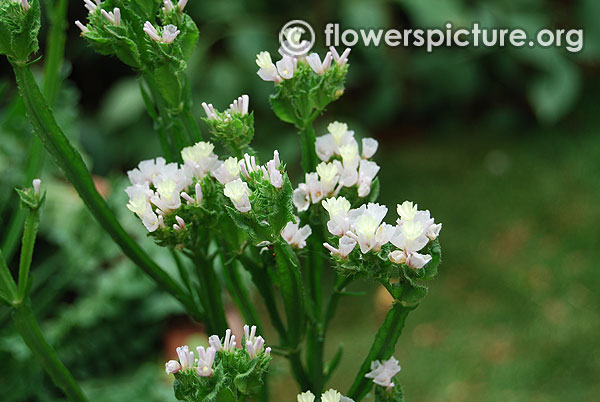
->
left=306, top=52, right=332, bottom=75
left=196, top=346, right=216, bottom=377
left=281, top=219, right=312, bottom=249
left=365, top=356, right=401, bottom=390
left=224, top=179, right=252, bottom=213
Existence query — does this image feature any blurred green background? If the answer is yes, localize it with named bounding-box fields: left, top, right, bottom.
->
left=1, top=0, right=599, bottom=401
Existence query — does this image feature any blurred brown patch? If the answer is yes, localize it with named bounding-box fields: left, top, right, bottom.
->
left=411, top=322, right=446, bottom=347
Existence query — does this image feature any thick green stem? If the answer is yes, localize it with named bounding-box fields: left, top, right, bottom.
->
left=306, top=226, right=325, bottom=390
left=299, top=122, right=318, bottom=172
left=322, top=275, right=354, bottom=333
left=347, top=302, right=417, bottom=401
left=11, top=302, right=89, bottom=402
left=17, top=208, right=40, bottom=300
left=222, top=258, right=262, bottom=331
left=0, top=250, right=18, bottom=302
left=10, top=63, right=202, bottom=322
left=240, top=254, right=288, bottom=344
left=1, top=0, right=67, bottom=261
left=194, top=253, right=228, bottom=335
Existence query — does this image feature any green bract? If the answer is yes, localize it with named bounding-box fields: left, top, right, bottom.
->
left=0, top=0, right=40, bottom=64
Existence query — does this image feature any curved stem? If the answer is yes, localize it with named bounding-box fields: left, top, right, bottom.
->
left=194, top=252, right=228, bottom=335
left=12, top=302, right=89, bottom=402
left=1, top=0, right=67, bottom=261
left=222, top=258, right=262, bottom=331
left=10, top=63, right=202, bottom=322
left=347, top=302, right=417, bottom=401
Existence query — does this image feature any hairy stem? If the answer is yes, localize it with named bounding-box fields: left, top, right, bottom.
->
left=10, top=63, right=202, bottom=322
left=17, top=208, right=40, bottom=300
left=347, top=302, right=417, bottom=401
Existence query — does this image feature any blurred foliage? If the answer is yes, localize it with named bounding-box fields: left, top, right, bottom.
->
left=0, top=0, right=599, bottom=400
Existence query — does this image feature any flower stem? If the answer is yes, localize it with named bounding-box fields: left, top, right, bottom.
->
left=299, top=122, right=319, bottom=172
left=10, top=63, right=202, bottom=322
left=347, top=302, right=417, bottom=401
left=17, top=207, right=40, bottom=300
left=11, top=301, right=89, bottom=402
left=194, top=252, right=228, bottom=335
left=1, top=0, right=67, bottom=261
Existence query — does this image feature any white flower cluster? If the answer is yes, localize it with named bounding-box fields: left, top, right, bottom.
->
left=365, top=356, right=402, bottom=391
left=322, top=198, right=441, bottom=269
left=223, top=150, right=284, bottom=213
left=255, top=46, right=350, bottom=83
left=165, top=325, right=270, bottom=377
left=297, top=389, right=354, bottom=402
left=293, top=122, right=380, bottom=212
left=74, top=0, right=185, bottom=42
left=281, top=217, right=312, bottom=249
left=202, top=94, right=250, bottom=122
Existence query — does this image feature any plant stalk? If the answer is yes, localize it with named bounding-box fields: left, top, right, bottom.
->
left=347, top=301, right=417, bottom=401
left=10, top=63, right=202, bottom=322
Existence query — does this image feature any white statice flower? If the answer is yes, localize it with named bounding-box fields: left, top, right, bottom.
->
left=281, top=219, right=312, bottom=249
left=126, top=195, right=160, bottom=232
left=75, top=20, right=89, bottom=34
left=229, top=94, right=249, bottom=115
left=329, top=46, right=351, bottom=67
left=176, top=345, right=194, bottom=370
left=322, top=196, right=351, bottom=236
left=162, top=0, right=174, bottom=12
left=263, top=150, right=283, bottom=188
left=292, top=172, right=325, bottom=212
left=212, top=157, right=240, bottom=185
left=389, top=220, right=431, bottom=269
left=151, top=177, right=183, bottom=213
left=297, top=390, right=354, bottom=402
left=361, top=138, right=379, bottom=159
left=276, top=55, right=296, bottom=80
left=165, top=360, right=181, bottom=374
left=239, top=153, right=260, bottom=179
left=201, top=102, right=219, bottom=120
left=32, top=178, right=41, bottom=197
left=316, top=161, right=339, bottom=195
left=244, top=325, right=271, bottom=358
left=323, top=235, right=357, bottom=259
left=143, top=22, right=179, bottom=43
left=181, top=141, right=219, bottom=179
left=208, top=328, right=237, bottom=353
left=339, top=143, right=360, bottom=171
left=315, top=121, right=357, bottom=162
left=101, top=7, right=121, bottom=25
left=297, top=391, right=315, bottom=402
left=177, top=0, right=188, bottom=11
left=82, top=0, right=98, bottom=14
left=321, top=389, right=342, bottom=402
left=196, top=346, right=216, bottom=377
left=396, top=201, right=442, bottom=240
left=357, top=159, right=380, bottom=197
left=306, top=52, right=332, bottom=75
left=346, top=203, right=394, bottom=254
left=224, top=179, right=252, bottom=213
left=127, top=157, right=167, bottom=185
left=365, top=356, right=401, bottom=390
left=256, top=51, right=282, bottom=83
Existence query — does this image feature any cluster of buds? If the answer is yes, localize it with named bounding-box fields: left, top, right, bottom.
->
left=201, top=95, right=254, bottom=154
left=165, top=325, right=271, bottom=400
left=365, top=356, right=402, bottom=391
left=297, top=389, right=354, bottom=402
left=293, top=122, right=380, bottom=212
left=223, top=150, right=284, bottom=213
left=322, top=197, right=441, bottom=270
left=256, top=46, right=350, bottom=84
